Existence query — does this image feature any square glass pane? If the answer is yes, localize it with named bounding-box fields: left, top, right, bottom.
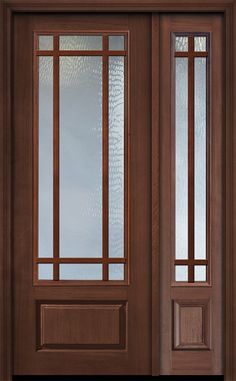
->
left=175, top=265, right=188, bottom=282
left=175, top=36, right=188, bottom=52
left=108, top=36, right=125, bottom=50
left=194, top=36, right=207, bottom=52
left=38, top=264, right=53, bottom=280
left=38, top=57, right=53, bottom=258
left=109, top=264, right=124, bottom=280
left=38, top=35, right=53, bottom=50
left=175, top=58, right=188, bottom=260
left=59, top=264, right=102, bottom=280
left=109, top=56, right=124, bottom=258
left=59, top=56, right=102, bottom=258
left=194, top=265, right=207, bottom=282
left=59, top=36, right=102, bottom=50
left=194, top=58, right=207, bottom=260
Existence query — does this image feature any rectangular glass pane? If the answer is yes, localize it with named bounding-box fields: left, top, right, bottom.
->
left=108, top=36, right=125, bottom=50
left=175, top=58, right=188, bottom=260
left=38, top=35, right=53, bottom=50
left=38, top=57, right=53, bottom=258
left=175, top=266, right=188, bottom=282
left=59, top=36, right=102, bottom=50
left=109, top=57, right=124, bottom=258
left=194, top=58, right=206, bottom=260
left=60, top=57, right=102, bottom=258
left=194, top=37, right=207, bottom=52
left=175, top=36, right=188, bottom=52
left=109, top=264, right=124, bottom=280
left=194, top=265, right=207, bottom=282
left=60, top=264, right=102, bottom=280
left=38, top=264, right=53, bottom=280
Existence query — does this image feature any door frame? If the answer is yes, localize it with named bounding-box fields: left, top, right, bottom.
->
left=0, top=1, right=235, bottom=380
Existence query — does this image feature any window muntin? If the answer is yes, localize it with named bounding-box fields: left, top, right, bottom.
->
left=34, top=33, right=128, bottom=284
left=174, top=34, right=209, bottom=284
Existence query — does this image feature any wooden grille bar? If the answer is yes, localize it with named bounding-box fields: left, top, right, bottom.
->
left=174, top=34, right=209, bottom=283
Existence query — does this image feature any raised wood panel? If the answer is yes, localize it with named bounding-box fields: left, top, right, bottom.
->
left=37, top=301, right=127, bottom=349
left=37, top=301, right=127, bottom=350
left=173, top=299, right=210, bottom=350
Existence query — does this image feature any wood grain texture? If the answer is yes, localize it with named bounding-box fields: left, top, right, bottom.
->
left=38, top=302, right=126, bottom=349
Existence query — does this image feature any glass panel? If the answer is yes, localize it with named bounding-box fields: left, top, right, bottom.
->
left=175, top=36, right=188, bottom=52
left=194, top=37, right=207, bottom=52
left=38, top=35, right=53, bottom=50
left=108, top=36, right=125, bottom=50
left=109, top=56, right=124, bottom=258
left=60, top=264, right=102, bottom=280
left=194, top=58, right=207, bottom=260
left=60, top=57, right=102, bottom=258
left=194, top=265, right=207, bottom=282
left=38, top=57, right=53, bottom=258
left=175, top=266, right=188, bottom=282
left=109, top=264, right=124, bottom=280
left=175, top=58, right=188, bottom=260
left=38, top=264, right=53, bottom=280
left=59, top=36, right=102, bottom=50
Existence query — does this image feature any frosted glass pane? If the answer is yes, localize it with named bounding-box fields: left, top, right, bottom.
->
left=194, top=265, right=206, bottom=282
left=175, top=58, right=188, bottom=259
left=175, top=36, right=188, bottom=52
left=38, top=264, right=53, bottom=280
left=109, top=57, right=124, bottom=258
left=194, top=37, right=207, bottom=52
left=109, top=36, right=125, bottom=50
left=60, top=57, right=102, bottom=258
left=38, top=57, right=53, bottom=258
left=59, top=36, right=102, bottom=50
left=194, top=58, right=206, bottom=260
left=38, top=35, right=53, bottom=50
left=109, top=264, right=124, bottom=280
left=60, top=264, right=102, bottom=280
left=175, top=266, right=188, bottom=282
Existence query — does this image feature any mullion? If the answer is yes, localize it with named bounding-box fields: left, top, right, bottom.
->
left=53, top=35, right=60, bottom=281
left=187, top=35, right=195, bottom=283
left=102, top=35, right=109, bottom=281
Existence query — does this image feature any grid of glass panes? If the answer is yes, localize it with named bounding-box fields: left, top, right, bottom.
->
left=35, top=33, right=127, bottom=283
left=174, top=34, right=208, bottom=283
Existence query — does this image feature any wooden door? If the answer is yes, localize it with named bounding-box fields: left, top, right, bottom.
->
left=13, top=13, right=151, bottom=376
left=159, top=14, right=223, bottom=375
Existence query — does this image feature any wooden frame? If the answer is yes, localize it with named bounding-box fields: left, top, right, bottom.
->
left=33, top=31, right=129, bottom=285
left=0, top=1, right=235, bottom=380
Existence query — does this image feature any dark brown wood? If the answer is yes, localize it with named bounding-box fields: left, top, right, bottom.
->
left=53, top=35, right=60, bottom=281
left=102, top=34, right=109, bottom=281
left=188, top=35, right=195, bottom=283
left=160, top=13, right=223, bottom=375
left=12, top=12, right=151, bottom=376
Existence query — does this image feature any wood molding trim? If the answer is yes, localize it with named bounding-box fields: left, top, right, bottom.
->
left=0, top=1, right=235, bottom=380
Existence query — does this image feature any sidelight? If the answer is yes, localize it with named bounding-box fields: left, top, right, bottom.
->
left=174, top=34, right=209, bottom=283
left=34, top=33, right=128, bottom=283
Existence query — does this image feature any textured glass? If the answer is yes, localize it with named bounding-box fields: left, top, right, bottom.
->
left=60, top=57, right=102, bottom=258
left=194, top=58, right=206, bottom=260
left=59, top=36, right=102, bottom=50
left=38, top=35, right=53, bottom=50
left=109, top=57, right=124, bottom=258
left=109, top=264, right=124, bottom=280
left=175, top=58, right=188, bottom=260
left=109, top=36, right=125, bottom=50
left=175, top=266, right=188, bottom=282
left=175, top=36, right=188, bottom=52
left=194, top=37, right=207, bottom=52
left=194, top=265, right=207, bottom=282
left=60, top=264, right=102, bottom=280
left=38, top=264, right=53, bottom=280
left=38, top=57, right=53, bottom=258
